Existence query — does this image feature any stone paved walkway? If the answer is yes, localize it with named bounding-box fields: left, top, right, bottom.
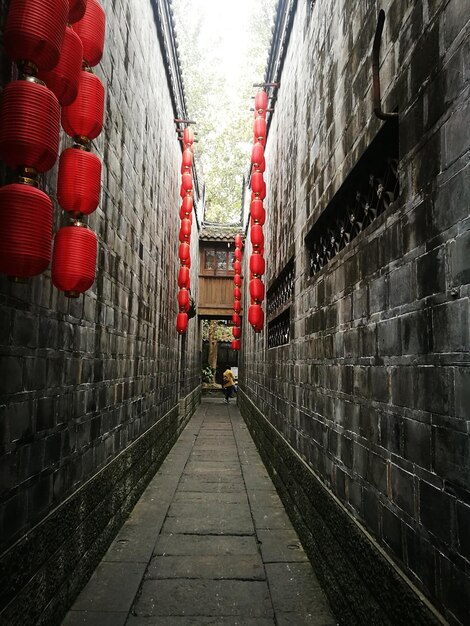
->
left=62, top=399, right=337, bottom=625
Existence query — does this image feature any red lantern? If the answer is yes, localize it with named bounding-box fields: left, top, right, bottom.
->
left=182, top=148, right=193, bottom=169
left=234, top=248, right=242, bottom=262
left=251, top=172, right=265, bottom=194
left=253, top=157, right=266, bottom=174
left=254, top=117, right=267, bottom=141
left=234, top=234, right=243, bottom=248
left=72, top=0, right=105, bottom=67
left=38, top=26, right=83, bottom=106
left=231, top=339, right=241, bottom=351
left=69, top=0, right=87, bottom=23
left=248, top=304, right=263, bottom=328
left=234, top=274, right=242, bottom=287
left=232, top=327, right=241, bottom=339
left=233, top=287, right=241, bottom=301
left=178, top=266, right=190, bottom=289
left=232, top=313, right=241, bottom=326
left=183, top=127, right=194, bottom=145
left=180, top=195, right=193, bottom=216
left=250, top=199, right=266, bottom=224
left=233, top=260, right=241, bottom=274
left=181, top=172, right=193, bottom=193
left=250, top=278, right=265, bottom=302
left=233, top=300, right=241, bottom=313
left=62, top=70, right=104, bottom=140
left=251, top=224, right=264, bottom=248
left=176, top=312, right=188, bottom=334
left=52, top=224, right=97, bottom=296
left=57, top=148, right=101, bottom=216
left=250, top=253, right=265, bottom=276
left=0, top=183, right=52, bottom=278
left=253, top=181, right=266, bottom=201
left=255, top=90, right=268, bottom=111
left=4, top=0, right=68, bottom=72
left=0, top=80, right=60, bottom=172
left=179, top=242, right=190, bottom=265
left=178, top=288, right=190, bottom=312
left=179, top=218, right=192, bottom=242
left=251, top=142, right=264, bottom=167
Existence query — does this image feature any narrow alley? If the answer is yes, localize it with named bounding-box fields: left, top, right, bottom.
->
left=63, top=399, right=336, bottom=625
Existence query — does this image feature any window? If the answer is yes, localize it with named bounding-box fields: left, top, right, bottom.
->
left=202, top=245, right=234, bottom=276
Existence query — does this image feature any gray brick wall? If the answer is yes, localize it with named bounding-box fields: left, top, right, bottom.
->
left=0, top=0, right=200, bottom=618
left=240, top=1, right=470, bottom=624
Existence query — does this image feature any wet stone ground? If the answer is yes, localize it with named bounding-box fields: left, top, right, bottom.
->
left=62, top=399, right=337, bottom=625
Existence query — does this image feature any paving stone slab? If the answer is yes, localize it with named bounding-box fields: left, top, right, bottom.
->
left=162, top=504, right=253, bottom=535
left=127, top=617, right=275, bottom=625
left=190, top=450, right=240, bottom=461
left=265, top=563, right=334, bottom=616
left=134, top=579, right=273, bottom=618
left=251, top=505, right=293, bottom=530
left=276, top=613, right=338, bottom=625
left=71, top=562, right=147, bottom=613
left=257, top=529, right=309, bottom=563
left=247, top=490, right=284, bottom=508
left=178, top=478, right=245, bottom=492
left=62, top=610, right=128, bottom=626
left=154, top=534, right=260, bottom=556
left=146, top=554, right=265, bottom=580
left=173, top=491, right=249, bottom=505
left=184, top=461, right=242, bottom=472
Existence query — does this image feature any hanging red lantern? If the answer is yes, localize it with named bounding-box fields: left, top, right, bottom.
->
left=251, top=142, right=265, bottom=168
left=52, top=224, right=97, bottom=296
left=181, top=172, right=193, bottom=193
left=249, top=304, right=264, bottom=328
left=255, top=90, right=268, bottom=111
left=232, top=327, right=241, bottom=340
left=4, top=0, right=68, bottom=72
left=233, top=260, right=241, bottom=274
left=178, top=288, right=190, bottom=312
left=38, top=26, right=83, bottom=106
left=57, top=148, right=101, bottom=216
left=250, top=253, right=265, bottom=276
left=234, top=274, right=242, bottom=288
left=231, top=339, right=241, bottom=351
left=252, top=181, right=266, bottom=201
left=182, top=148, right=193, bottom=169
left=234, top=248, right=242, bottom=262
left=251, top=224, right=264, bottom=248
left=232, top=313, right=241, bottom=327
left=69, top=0, right=87, bottom=24
left=176, top=312, right=188, bottom=334
left=233, top=286, right=241, bottom=301
left=0, top=79, right=60, bottom=172
left=179, top=242, right=190, bottom=265
left=62, top=70, right=104, bottom=140
left=234, top=234, right=243, bottom=248
left=250, top=199, right=265, bottom=224
left=233, top=300, right=241, bottom=313
left=178, top=266, right=190, bottom=289
left=181, top=195, right=193, bottom=216
left=251, top=172, right=265, bottom=194
left=72, top=0, right=105, bottom=67
left=253, top=157, right=266, bottom=174
left=183, top=127, right=194, bottom=145
left=0, top=183, right=52, bottom=278
left=179, top=218, right=192, bottom=242
left=254, top=117, right=267, bottom=141
left=250, top=278, right=265, bottom=302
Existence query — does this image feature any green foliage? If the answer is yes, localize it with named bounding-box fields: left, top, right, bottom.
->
left=202, top=320, right=234, bottom=342
left=173, top=0, right=277, bottom=223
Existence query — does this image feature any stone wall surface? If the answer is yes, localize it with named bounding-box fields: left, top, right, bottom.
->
left=0, top=0, right=200, bottom=622
left=240, top=0, right=470, bottom=624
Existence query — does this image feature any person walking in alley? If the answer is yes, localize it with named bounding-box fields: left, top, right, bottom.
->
left=222, top=367, right=236, bottom=403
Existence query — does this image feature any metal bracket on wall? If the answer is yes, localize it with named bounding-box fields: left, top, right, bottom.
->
left=372, top=10, right=399, bottom=121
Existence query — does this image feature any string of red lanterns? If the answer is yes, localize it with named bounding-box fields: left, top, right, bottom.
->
left=0, top=0, right=68, bottom=280
left=231, top=234, right=243, bottom=351
left=52, top=0, right=106, bottom=297
left=248, top=90, right=268, bottom=333
left=176, top=127, right=195, bottom=335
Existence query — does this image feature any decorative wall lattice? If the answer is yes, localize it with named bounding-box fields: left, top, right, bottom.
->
left=267, top=258, right=295, bottom=318
left=307, top=121, right=399, bottom=277
left=268, top=308, right=290, bottom=349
